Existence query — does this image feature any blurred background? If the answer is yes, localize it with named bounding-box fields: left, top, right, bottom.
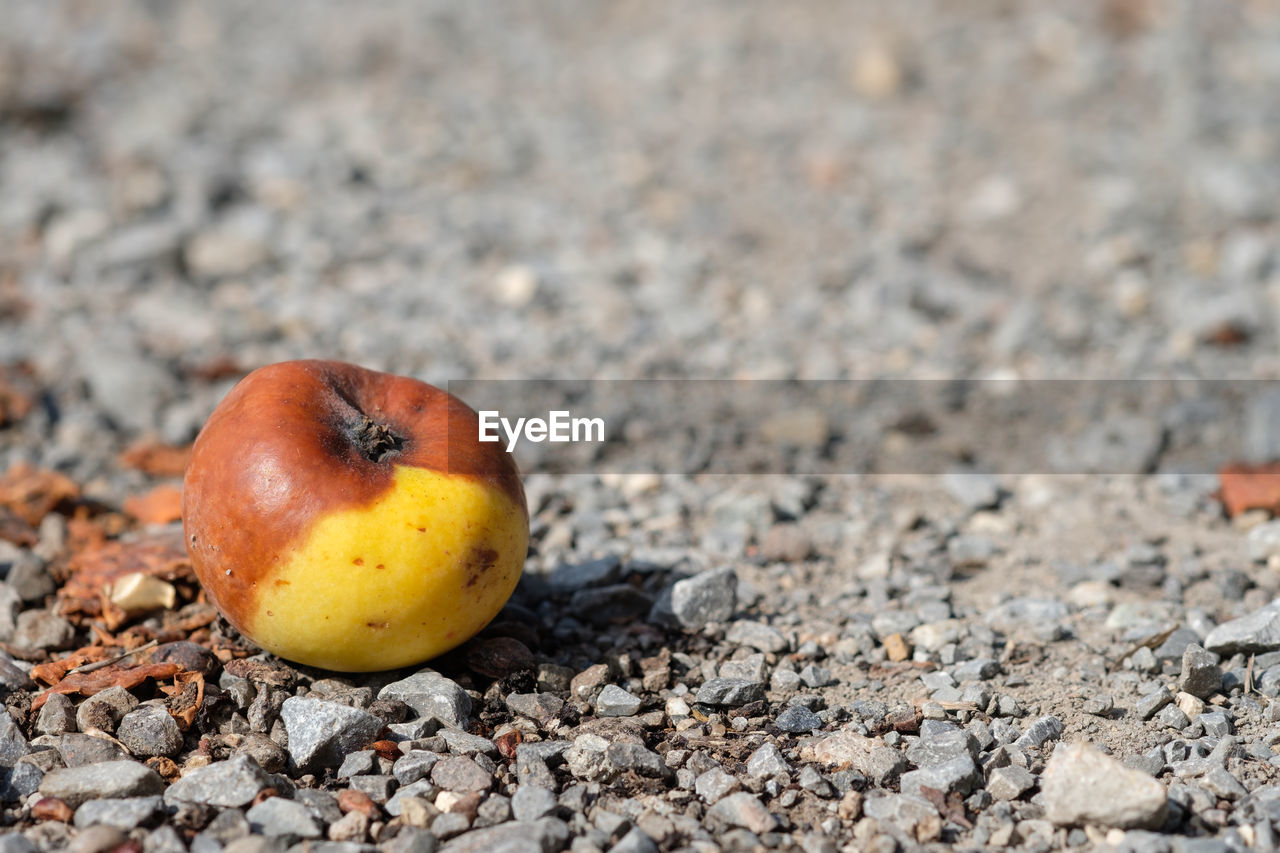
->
left=1, top=0, right=1279, bottom=478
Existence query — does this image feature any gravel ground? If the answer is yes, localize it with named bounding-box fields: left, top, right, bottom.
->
left=3, top=2, right=1280, bottom=852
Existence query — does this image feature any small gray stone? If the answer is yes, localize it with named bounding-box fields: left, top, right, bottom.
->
left=75, top=685, right=138, bottom=734
left=1202, top=767, right=1247, bottom=801
left=378, top=671, right=472, bottom=728
left=1179, top=644, right=1222, bottom=699
left=0, top=708, right=30, bottom=765
left=430, top=756, right=492, bottom=792
left=905, top=730, right=978, bottom=768
left=73, top=796, right=163, bottom=830
left=280, top=696, right=382, bottom=771
left=942, top=472, right=1002, bottom=510
left=1082, top=695, right=1114, bottom=717
left=797, top=765, right=835, bottom=798
left=337, top=750, right=377, bottom=778
left=393, top=751, right=440, bottom=785
left=987, top=765, right=1035, bottom=801
left=746, top=743, right=790, bottom=779
left=57, top=733, right=127, bottom=766
left=0, top=584, right=20, bottom=643
left=707, top=792, right=777, bottom=835
left=384, top=779, right=438, bottom=817
left=381, top=827, right=437, bottom=853
left=438, top=728, right=498, bottom=757
left=775, top=705, right=821, bottom=733
left=0, top=838, right=36, bottom=853
left=1248, top=520, right=1280, bottom=562
left=245, top=796, right=323, bottom=839
left=511, top=784, right=558, bottom=821
left=570, top=585, right=653, bottom=625
left=11, top=609, right=74, bottom=651
left=608, top=827, right=658, bottom=853
left=1135, top=687, right=1173, bottom=720
left=1014, top=715, right=1064, bottom=750
left=547, top=554, right=622, bottom=594
left=695, top=678, right=764, bottom=706
left=36, top=694, right=76, bottom=736
left=1200, top=711, right=1233, bottom=738
left=505, top=693, right=564, bottom=726
left=725, top=621, right=789, bottom=653
left=1042, top=743, right=1167, bottom=829
left=348, top=774, right=397, bottom=804
left=694, top=766, right=741, bottom=804
left=952, top=658, right=1001, bottom=681
left=1204, top=602, right=1280, bottom=655
left=39, top=760, right=164, bottom=808
left=595, top=685, right=642, bottom=717
left=1155, top=704, right=1190, bottom=730
left=606, top=742, right=668, bottom=779
left=437, top=817, right=570, bottom=853
left=116, top=705, right=183, bottom=757
left=669, top=567, right=737, bottom=627
left=163, top=754, right=273, bottom=808
left=899, top=755, right=981, bottom=799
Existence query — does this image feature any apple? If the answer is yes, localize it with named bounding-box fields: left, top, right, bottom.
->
left=181, top=360, right=528, bottom=671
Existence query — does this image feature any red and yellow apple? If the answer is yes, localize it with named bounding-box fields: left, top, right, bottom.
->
left=181, top=360, right=528, bottom=671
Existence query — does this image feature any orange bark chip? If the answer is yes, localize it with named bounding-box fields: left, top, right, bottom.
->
left=0, top=462, right=79, bottom=526
left=119, top=439, right=192, bottom=478
left=1218, top=462, right=1280, bottom=517
left=124, top=485, right=184, bottom=525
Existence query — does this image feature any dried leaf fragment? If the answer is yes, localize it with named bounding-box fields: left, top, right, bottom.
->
left=1218, top=462, right=1280, bottom=517
left=119, top=438, right=191, bottom=478
left=124, top=485, right=183, bottom=525
left=0, top=462, right=79, bottom=526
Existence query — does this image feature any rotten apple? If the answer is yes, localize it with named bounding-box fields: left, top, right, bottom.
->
left=181, top=359, right=528, bottom=671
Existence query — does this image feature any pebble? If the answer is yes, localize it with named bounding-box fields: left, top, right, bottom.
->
left=280, top=696, right=383, bottom=771
left=669, top=567, right=737, bottom=627
left=393, top=751, right=440, bottom=785
left=1179, top=644, right=1223, bottom=699
left=245, top=796, right=323, bottom=839
left=746, top=743, right=791, bottom=779
left=695, top=678, right=765, bottom=706
left=116, top=705, right=183, bottom=757
left=987, top=765, right=1036, bottom=801
left=725, top=621, right=789, bottom=654
left=1204, top=602, right=1280, bottom=655
left=1041, top=743, right=1167, bottom=829
left=546, top=555, right=622, bottom=595
left=1013, top=715, right=1064, bottom=750
left=430, top=756, right=493, bottom=793
left=506, top=693, right=565, bottom=726
left=0, top=709, right=30, bottom=765
left=511, top=785, right=558, bottom=821
left=436, top=817, right=570, bottom=853
left=162, top=755, right=273, bottom=808
left=569, top=585, right=653, bottom=625
left=38, top=760, right=164, bottom=809
left=942, top=472, right=1002, bottom=510
left=775, top=705, right=822, bottom=733
left=802, top=730, right=907, bottom=787
left=898, top=755, right=981, bottom=799
left=11, top=609, right=74, bottom=651
left=694, top=766, right=741, bottom=804
left=378, top=670, right=472, bottom=728
left=595, top=685, right=642, bottom=717
left=707, top=792, right=778, bottom=835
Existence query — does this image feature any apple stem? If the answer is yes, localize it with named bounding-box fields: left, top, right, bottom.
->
left=354, top=416, right=403, bottom=462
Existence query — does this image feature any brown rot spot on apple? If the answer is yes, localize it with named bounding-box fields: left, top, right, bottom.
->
left=353, top=557, right=364, bottom=566
left=274, top=579, right=290, bottom=587
left=416, top=527, right=425, bottom=533
left=464, top=546, right=499, bottom=589
left=366, top=620, right=389, bottom=629
left=375, top=563, right=385, bottom=570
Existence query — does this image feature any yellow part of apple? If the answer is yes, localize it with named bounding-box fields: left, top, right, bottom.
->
left=243, top=466, right=527, bottom=672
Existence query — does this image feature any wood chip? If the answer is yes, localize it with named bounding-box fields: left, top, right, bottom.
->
left=123, top=485, right=183, bottom=525
left=0, top=462, right=79, bottom=526
left=119, top=438, right=192, bottom=478
left=1219, top=462, right=1280, bottom=517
